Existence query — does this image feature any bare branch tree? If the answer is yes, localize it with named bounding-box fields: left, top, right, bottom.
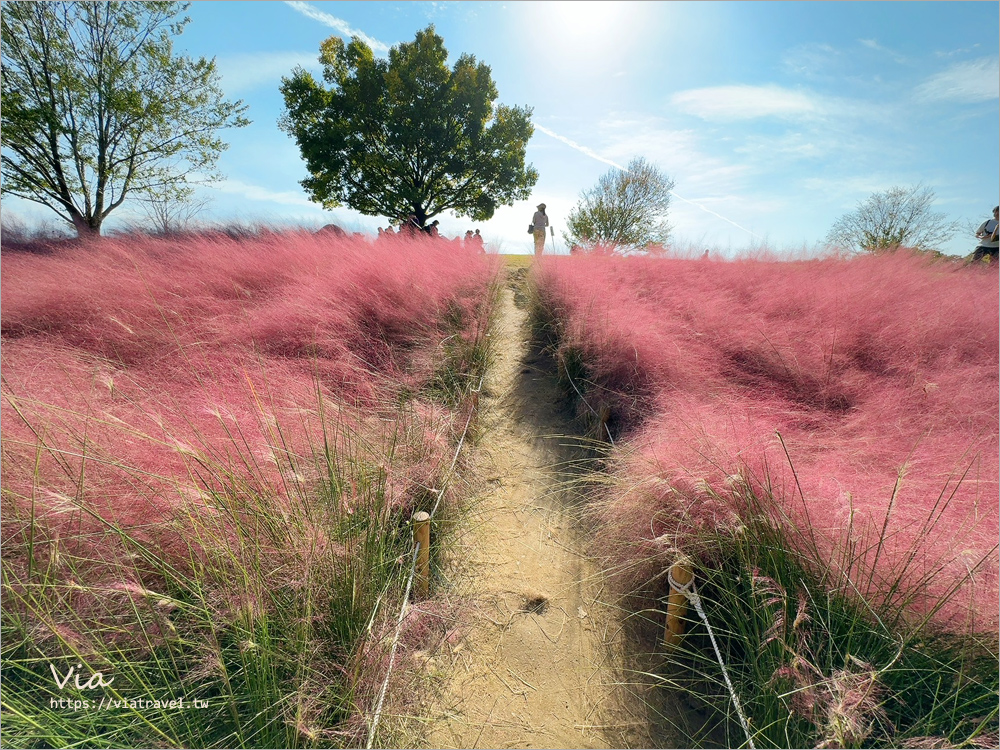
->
left=138, top=186, right=211, bottom=234
left=826, top=184, right=958, bottom=254
left=563, top=157, right=674, bottom=252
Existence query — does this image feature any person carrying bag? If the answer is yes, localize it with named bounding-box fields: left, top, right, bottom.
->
left=531, top=203, right=548, bottom=255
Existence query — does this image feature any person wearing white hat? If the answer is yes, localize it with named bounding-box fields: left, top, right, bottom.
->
left=531, top=203, right=549, bottom=255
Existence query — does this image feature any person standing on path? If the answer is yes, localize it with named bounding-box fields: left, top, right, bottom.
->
left=532, top=203, right=549, bottom=256
left=973, top=206, right=999, bottom=263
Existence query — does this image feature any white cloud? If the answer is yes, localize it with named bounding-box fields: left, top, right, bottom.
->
left=423, top=1, right=453, bottom=19
left=216, top=52, right=321, bottom=94
left=797, top=175, right=903, bottom=205
left=539, top=117, right=765, bottom=239
left=670, top=85, right=823, bottom=121
left=210, top=179, right=324, bottom=211
left=915, top=57, right=1000, bottom=103
left=858, top=38, right=908, bottom=63
left=594, top=118, right=753, bottom=198
left=284, top=1, right=390, bottom=53
left=934, top=44, right=981, bottom=59
left=735, top=132, right=825, bottom=160
left=782, top=43, right=841, bottom=79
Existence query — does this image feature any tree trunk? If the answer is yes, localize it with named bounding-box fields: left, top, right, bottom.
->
left=71, top=212, right=102, bottom=239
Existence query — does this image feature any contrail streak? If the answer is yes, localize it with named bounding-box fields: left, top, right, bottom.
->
left=667, top=192, right=760, bottom=239
left=285, top=1, right=390, bottom=53
left=535, top=124, right=760, bottom=239
left=534, top=124, right=626, bottom=171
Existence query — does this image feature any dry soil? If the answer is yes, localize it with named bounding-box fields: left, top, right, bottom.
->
left=408, top=282, right=687, bottom=749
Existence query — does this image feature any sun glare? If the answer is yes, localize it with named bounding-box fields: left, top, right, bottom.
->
left=553, top=1, right=628, bottom=40
left=530, top=1, right=647, bottom=64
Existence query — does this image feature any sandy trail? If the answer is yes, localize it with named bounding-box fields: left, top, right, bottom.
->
left=414, top=285, right=677, bottom=749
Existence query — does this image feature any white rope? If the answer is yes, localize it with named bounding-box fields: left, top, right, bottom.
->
left=365, top=542, right=419, bottom=750
left=667, top=565, right=694, bottom=595
left=430, top=372, right=484, bottom=518
left=366, top=371, right=484, bottom=747
left=670, top=571, right=756, bottom=750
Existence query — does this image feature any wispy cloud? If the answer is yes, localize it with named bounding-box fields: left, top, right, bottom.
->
left=595, top=119, right=749, bottom=194
left=734, top=132, right=825, bottom=160
left=782, top=43, right=841, bottom=80
left=216, top=51, right=321, bottom=93
left=858, top=38, right=908, bottom=64
left=798, top=175, right=905, bottom=205
left=423, top=1, right=453, bottom=19
left=536, top=120, right=760, bottom=238
left=670, top=85, right=823, bottom=121
left=915, top=57, right=1000, bottom=103
left=211, top=179, right=323, bottom=211
left=934, top=43, right=981, bottom=59
left=284, top=1, right=390, bottom=53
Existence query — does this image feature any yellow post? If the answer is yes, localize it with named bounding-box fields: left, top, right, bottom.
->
left=413, top=511, right=431, bottom=599
left=664, top=555, right=694, bottom=649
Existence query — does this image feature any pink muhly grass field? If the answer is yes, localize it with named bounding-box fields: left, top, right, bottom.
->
left=535, top=251, right=998, bottom=632
left=1, top=230, right=498, bottom=548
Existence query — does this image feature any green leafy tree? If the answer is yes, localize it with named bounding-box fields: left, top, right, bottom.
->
left=1, top=1, right=249, bottom=237
left=825, top=184, right=958, bottom=254
left=564, top=157, right=675, bottom=251
left=279, top=25, right=537, bottom=227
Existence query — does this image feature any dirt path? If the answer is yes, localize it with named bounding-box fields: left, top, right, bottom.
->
left=413, top=285, right=679, bottom=749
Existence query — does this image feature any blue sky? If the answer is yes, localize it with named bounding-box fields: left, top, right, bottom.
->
left=7, top=1, right=999, bottom=256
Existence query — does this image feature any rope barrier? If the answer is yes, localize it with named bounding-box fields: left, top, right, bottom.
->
left=365, top=370, right=485, bottom=747
left=669, top=570, right=756, bottom=750
left=365, top=543, right=419, bottom=750
left=430, top=372, right=484, bottom=518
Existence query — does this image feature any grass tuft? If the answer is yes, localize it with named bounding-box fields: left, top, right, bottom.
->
left=530, top=250, right=999, bottom=748
left=1, top=229, right=500, bottom=747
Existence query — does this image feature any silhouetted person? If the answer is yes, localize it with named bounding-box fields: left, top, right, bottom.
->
left=400, top=214, right=420, bottom=237
left=471, top=229, right=485, bottom=252
left=973, top=206, right=999, bottom=263
left=531, top=203, right=548, bottom=255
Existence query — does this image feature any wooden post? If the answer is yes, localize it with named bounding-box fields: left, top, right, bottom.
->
left=413, top=511, right=431, bottom=599
left=664, top=555, right=694, bottom=649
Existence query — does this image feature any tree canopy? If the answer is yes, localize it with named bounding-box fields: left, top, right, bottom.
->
left=279, top=25, right=538, bottom=227
left=1, top=1, right=249, bottom=237
left=825, top=184, right=958, bottom=254
left=563, top=157, right=675, bottom=251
